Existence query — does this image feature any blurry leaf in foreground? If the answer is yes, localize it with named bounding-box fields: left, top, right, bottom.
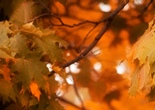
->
left=11, top=58, right=49, bottom=89
left=20, top=22, right=55, bottom=37
left=0, top=21, right=13, bottom=48
left=127, top=16, right=155, bottom=95
left=0, top=49, right=13, bottom=59
left=10, top=0, right=43, bottom=26
left=0, top=79, right=16, bottom=102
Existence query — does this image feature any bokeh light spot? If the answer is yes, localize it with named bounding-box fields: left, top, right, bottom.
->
left=94, top=62, right=102, bottom=72
left=116, top=63, right=126, bottom=74
left=99, top=3, right=111, bottom=12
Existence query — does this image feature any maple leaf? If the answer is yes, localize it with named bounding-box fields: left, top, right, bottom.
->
left=127, top=16, right=155, bottom=95
left=11, top=58, right=49, bottom=89
left=0, top=21, right=13, bottom=48
left=14, top=22, right=68, bottom=61
left=10, top=1, right=41, bottom=26
left=10, top=0, right=51, bottom=26
left=30, top=81, right=41, bottom=101
left=33, top=35, right=67, bottom=62
left=0, top=49, right=13, bottom=59
left=127, top=17, right=155, bottom=66
left=9, top=32, right=31, bottom=58
left=0, top=64, right=11, bottom=82
left=0, top=79, right=17, bottom=102
left=20, top=22, right=55, bottom=37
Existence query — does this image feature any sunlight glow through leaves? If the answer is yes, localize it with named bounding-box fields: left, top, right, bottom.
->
left=93, top=62, right=102, bottom=72
left=92, top=47, right=101, bottom=55
left=70, top=62, right=81, bottom=74
left=46, top=63, right=52, bottom=72
left=99, top=3, right=111, bottom=12
left=66, top=75, right=74, bottom=85
left=134, top=0, right=144, bottom=5
left=116, top=62, right=126, bottom=74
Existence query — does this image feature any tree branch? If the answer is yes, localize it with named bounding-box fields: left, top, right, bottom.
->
left=78, top=23, right=98, bottom=53
left=138, top=0, right=154, bottom=17
left=48, top=0, right=129, bottom=77
left=28, top=12, right=102, bottom=27
left=48, top=16, right=101, bottom=28
left=72, top=76, right=85, bottom=110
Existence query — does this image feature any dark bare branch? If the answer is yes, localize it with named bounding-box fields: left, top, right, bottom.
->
left=78, top=23, right=98, bottom=53
left=138, top=0, right=154, bottom=17
left=72, top=76, right=85, bottom=110
left=48, top=0, right=129, bottom=77
left=38, top=0, right=51, bottom=12
left=48, top=17, right=101, bottom=28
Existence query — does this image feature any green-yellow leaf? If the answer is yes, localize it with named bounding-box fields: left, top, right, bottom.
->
left=127, top=16, right=155, bottom=95
left=10, top=1, right=42, bottom=26
left=0, top=21, right=13, bottom=48
left=20, top=22, right=55, bottom=37
left=11, top=58, right=49, bottom=89
left=0, top=49, right=13, bottom=58
left=0, top=79, right=16, bottom=102
left=9, top=32, right=30, bottom=57
left=34, top=35, right=65, bottom=62
left=127, top=18, right=155, bottom=66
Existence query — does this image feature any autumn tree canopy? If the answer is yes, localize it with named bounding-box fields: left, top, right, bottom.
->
left=0, top=0, right=155, bottom=110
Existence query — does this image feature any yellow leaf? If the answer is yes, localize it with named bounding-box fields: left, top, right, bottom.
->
left=138, top=59, right=151, bottom=92
left=127, top=16, right=155, bottom=95
left=127, top=16, right=155, bottom=66
left=129, top=66, right=140, bottom=96
left=30, top=81, right=41, bottom=100
left=20, top=22, right=55, bottom=37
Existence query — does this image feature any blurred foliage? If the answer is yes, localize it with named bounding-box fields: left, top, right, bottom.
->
left=0, top=0, right=155, bottom=110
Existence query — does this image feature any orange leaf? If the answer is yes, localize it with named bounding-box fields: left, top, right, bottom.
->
left=0, top=65, right=11, bottom=82
left=30, top=81, right=41, bottom=100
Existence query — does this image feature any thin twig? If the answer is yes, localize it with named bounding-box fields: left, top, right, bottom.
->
left=49, top=17, right=101, bottom=28
left=138, top=0, right=154, bottom=17
left=28, top=13, right=50, bottom=23
left=28, top=12, right=102, bottom=28
left=48, top=0, right=129, bottom=77
left=78, top=23, right=98, bottom=53
left=72, top=76, right=85, bottom=110
left=37, top=0, right=51, bottom=12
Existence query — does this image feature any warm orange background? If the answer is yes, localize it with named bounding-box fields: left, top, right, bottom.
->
left=48, top=0, right=155, bottom=110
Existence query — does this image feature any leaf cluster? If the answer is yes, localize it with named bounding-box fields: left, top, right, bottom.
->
left=0, top=20, right=67, bottom=110
left=128, top=16, right=155, bottom=98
